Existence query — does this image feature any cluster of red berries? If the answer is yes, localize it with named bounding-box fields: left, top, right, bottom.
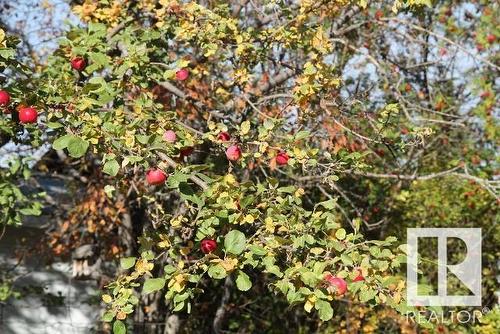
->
left=146, top=130, right=291, bottom=186
left=217, top=131, right=290, bottom=166
left=324, top=269, right=365, bottom=296
left=72, top=55, right=191, bottom=82
left=0, top=57, right=92, bottom=123
left=0, top=90, right=39, bottom=124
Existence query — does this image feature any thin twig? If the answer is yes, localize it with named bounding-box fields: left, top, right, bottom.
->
left=156, top=152, right=209, bottom=190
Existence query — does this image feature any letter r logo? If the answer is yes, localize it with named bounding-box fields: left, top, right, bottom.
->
left=407, top=228, right=482, bottom=306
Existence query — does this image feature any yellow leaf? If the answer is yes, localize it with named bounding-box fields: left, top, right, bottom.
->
left=265, top=217, right=275, bottom=233
left=0, top=29, right=6, bottom=47
left=310, top=247, right=325, bottom=255
left=102, top=294, right=112, bottom=303
left=221, top=257, right=238, bottom=272
left=304, top=295, right=316, bottom=313
left=135, top=259, right=154, bottom=274
left=240, top=121, right=251, bottom=136
left=304, top=299, right=314, bottom=313
left=277, top=226, right=289, bottom=233
left=295, top=188, right=305, bottom=197
left=312, top=26, right=332, bottom=54
left=243, top=214, right=255, bottom=224
left=224, top=174, right=237, bottom=185
left=124, top=131, right=136, bottom=148
left=259, top=142, right=269, bottom=153
left=170, top=215, right=184, bottom=227
left=393, top=292, right=401, bottom=304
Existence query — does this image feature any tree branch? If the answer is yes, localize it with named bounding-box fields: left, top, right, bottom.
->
left=156, top=152, right=209, bottom=190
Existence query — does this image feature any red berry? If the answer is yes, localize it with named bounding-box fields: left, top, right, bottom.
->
left=0, top=90, right=10, bottom=106
left=175, top=68, right=189, bottom=81
left=352, top=269, right=365, bottom=282
left=487, top=34, right=496, bottom=44
left=146, top=169, right=167, bottom=185
left=275, top=151, right=289, bottom=166
left=226, top=145, right=241, bottom=161
left=200, top=239, right=217, bottom=254
left=18, top=107, right=38, bottom=124
left=375, top=9, right=383, bottom=20
left=71, top=57, right=87, bottom=72
left=480, top=91, right=491, bottom=99
left=163, top=130, right=177, bottom=143
left=217, top=131, right=231, bottom=141
left=324, top=274, right=348, bottom=295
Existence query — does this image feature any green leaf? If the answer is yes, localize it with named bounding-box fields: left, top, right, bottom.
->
left=224, top=230, right=246, bottom=255
left=235, top=271, right=252, bottom=291
left=102, top=312, right=115, bottom=322
left=142, top=278, right=166, bottom=294
left=128, top=295, right=139, bottom=305
left=335, top=228, right=346, bottom=240
left=120, top=257, right=136, bottom=270
left=239, top=195, right=255, bottom=209
left=340, top=253, right=353, bottom=266
left=295, top=130, right=310, bottom=140
left=359, top=288, right=377, bottom=302
left=278, top=186, right=296, bottom=194
left=248, top=245, right=267, bottom=256
left=104, top=185, right=116, bottom=198
left=163, top=69, right=176, bottom=80
left=67, top=136, right=89, bottom=158
left=275, top=279, right=290, bottom=295
left=164, top=264, right=177, bottom=274
left=19, top=206, right=42, bottom=216
left=315, top=300, right=333, bottom=321
left=172, top=301, right=185, bottom=311
left=369, top=246, right=381, bottom=257
left=113, top=320, right=126, bottom=334
left=178, top=182, right=204, bottom=207
left=300, top=271, right=318, bottom=287
left=316, top=198, right=337, bottom=210
left=47, top=121, right=64, bottom=129
left=167, top=172, right=190, bottom=188
left=52, top=135, right=73, bottom=150
left=263, top=119, right=274, bottom=130
left=103, top=159, right=120, bottom=176
left=208, top=264, right=227, bottom=279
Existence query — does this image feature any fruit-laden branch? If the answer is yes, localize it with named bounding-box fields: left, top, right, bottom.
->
left=157, top=151, right=209, bottom=190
